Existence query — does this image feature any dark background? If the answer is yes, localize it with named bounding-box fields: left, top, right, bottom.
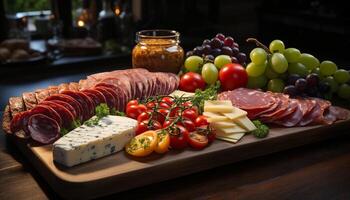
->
left=1, top=0, right=349, bottom=108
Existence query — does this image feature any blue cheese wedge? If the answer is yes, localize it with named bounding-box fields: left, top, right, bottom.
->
left=53, top=115, right=137, bottom=167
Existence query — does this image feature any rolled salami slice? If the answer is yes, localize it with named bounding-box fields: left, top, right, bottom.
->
left=40, top=101, right=75, bottom=129
left=45, top=94, right=83, bottom=122
left=28, top=114, right=60, bottom=144
left=31, top=105, right=62, bottom=127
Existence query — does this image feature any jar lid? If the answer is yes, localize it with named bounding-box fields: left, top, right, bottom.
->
left=136, top=29, right=180, bottom=43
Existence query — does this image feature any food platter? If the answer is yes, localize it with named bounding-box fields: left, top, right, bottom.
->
left=10, top=118, right=349, bottom=199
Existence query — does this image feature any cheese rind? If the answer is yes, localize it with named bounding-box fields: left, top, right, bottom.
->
left=53, top=115, right=137, bottom=167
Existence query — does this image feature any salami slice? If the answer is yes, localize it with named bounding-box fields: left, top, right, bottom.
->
left=31, top=105, right=63, bottom=127
left=60, top=91, right=94, bottom=121
left=298, top=103, right=322, bottom=126
left=49, top=100, right=77, bottom=120
left=259, top=93, right=289, bottom=120
left=93, top=87, right=116, bottom=110
left=81, top=89, right=106, bottom=105
left=40, top=101, right=75, bottom=129
left=274, top=100, right=303, bottom=127
left=328, top=106, right=350, bottom=120
left=45, top=94, right=83, bottom=122
left=95, top=86, right=119, bottom=110
left=28, top=114, right=60, bottom=144
left=10, top=111, right=31, bottom=134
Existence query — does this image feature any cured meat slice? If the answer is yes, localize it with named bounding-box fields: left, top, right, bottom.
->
left=35, top=89, right=50, bottom=103
left=2, top=105, right=11, bottom=134
left=10, top=111, right=32, bottom=135
left=328, top=106, right=350, bottom=120
left=22, top=92, right=38, bottom=110
left=40, top=101, right=75, bottom=129
left=28, top=114, right=60, bottom=144
left=45, top=94, right=83, bottom=122
left=68, top=82, right=79, bottom=91
left=97, top=77, right=132, bottom=102
left=49, top=100, right=77, bottom=120
left=259, top=93, right=289, bottom=120
left=31, top=105, right=63, bottom=127
left=94, top=83, right=126, bottom=110
left=218, top=88, right=276, bottom=119
left=274, top=99, right=303, bottom=127
left=93, top=87, right=117, bottom=110
left=313, top=98, right=332, bottom=125
left=9, top=97, right=25, bottom=115
left=81, top=89, right=106, bottom=105
left=48, top=86, right=59, bottom=95
left=298, top=103, right=322, bottom=126
left=95, top=86, right=119, bottom=110
left=60, top=91, right=94, bottom=121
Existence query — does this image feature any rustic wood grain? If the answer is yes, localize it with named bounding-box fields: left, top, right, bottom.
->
left=12, top=118, right=350, bottom=199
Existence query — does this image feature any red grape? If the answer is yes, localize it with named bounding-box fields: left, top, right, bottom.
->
left=210, top=38, right=223, bottom=49
left=231, top=56, right=238, bottom=63
left=224, top=37, right=234, bottom=47
left=216, top=33, right=225, bottom=41
left=202, top=45, right=212, bottom=55
left=237, top=52, right=247, bottom=63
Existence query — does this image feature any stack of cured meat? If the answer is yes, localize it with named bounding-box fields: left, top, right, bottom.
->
left=218, top=88, right=349, bottom=127
left=2, top=68, right=179, bottom=135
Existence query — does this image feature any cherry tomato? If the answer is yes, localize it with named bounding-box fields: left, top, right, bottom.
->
left=135, top=120, right=149, bottom=135
left=169, top=106, right=180, bottom=117
left=197, top=125, right=216, bottom=143
left=163, top=119, right=174, bottom=128
left=127, top=104, right=147, bottom=119
left=188, top=131, right=208, bottom=149
left=182, top=109, right=198, bottom=122
left=127, top=100, right=138, bottom=108
left=161, top=97, right=174, bottom=106
left=150, top=120, right=162, bottom=130
left=182, top=102, right=199, bottom=114
left=154, top=130, right=170, bottom=154
left=137, top=112, right=151, bottom=122
left=179, top=72, right=206, bottom=92
left=219, top=63, right=248, bottom=91
left=126, top=130, right=158, bottom=157
left=169, top=125, right=189, bottom=149
left=146, top=101, right=157, bottom=110
left=195, top=115, right=209, bottom=127
left=159, top=102, right=171, bottom=109
left=179, top=119, right=196, bottom=132
left=207, top=131, right=216, bottom=143
left=154, top=108, right=169, bottom=124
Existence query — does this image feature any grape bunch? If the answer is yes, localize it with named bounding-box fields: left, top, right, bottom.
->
left=186, top=33, right=247, bottom=66
left=246, top=39, right=350, bottom=101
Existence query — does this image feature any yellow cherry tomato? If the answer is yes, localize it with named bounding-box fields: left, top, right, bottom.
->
left=154, top=130, right=170, bottom=154
left=125, top=130, right=158, bottom=157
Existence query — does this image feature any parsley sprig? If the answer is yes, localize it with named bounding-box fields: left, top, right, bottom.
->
left=84, top=103, right=125, bottom=126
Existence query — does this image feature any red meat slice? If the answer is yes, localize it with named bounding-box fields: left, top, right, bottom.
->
left=31, top=105, right=63, bottom=127
left=28, top=114, right=60, bottom=144
left=40, top=101, right=75, bottom=129
left=45, top=94, right=83, bottom=122
left=328, top=106, right=350, bottom=120
left=60, top=91, right=94, bottom=121
left=218, top=88, right=276, bottom=119
left=259, top=93, right=290, bottom=120
left=93, top=87, right=117, bottom=110
left=273, top=99, right=303, bottom=127
left=49, top=100, right=77, bottom=120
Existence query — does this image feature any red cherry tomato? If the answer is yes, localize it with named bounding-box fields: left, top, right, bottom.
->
left=146, top=101, right=157, bottom=110
left=169, top=125, right=189, bottom=149
left=155, top=108, right=169, bottom=124
left=135, top=121, right=148, bottom=135
left=195, top=115, right=209, bottom=127
left=161, top=97, right=174, bottom=106
left=179, top=72, right=206, bottom=92
left=179, top=119, right=196, bottom=132
left=137, top=112, right=151, bottom=122
left=197, top=125, right=216, bottom=143
left=126, top=104, right=147, bottom=119
left=207, top=131, right=216, bottom=143
left=182, top=109, right=198, bottom=122
left=219, top=63, right=248, bottom=91
left=127, top=100, right=138, bottom=108
left=159, top=102, right=171, bottom=109
left=182, top=102, right=199, bottom=114
left=188, top=131, right=208, bottom=149
left=169, top=106, right=180, bottom=117
left=163, top=119, right=174, bottom=129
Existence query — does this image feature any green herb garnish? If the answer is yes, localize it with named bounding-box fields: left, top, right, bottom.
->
left=84, top=103, right=110, bottom=126
left=60, top=128, right=69, bottom=136
left=110, top=108, right=125, bottom=116
left=191, top=81, right=220, bottom=113
left=251, top=120, right=269, bottom=138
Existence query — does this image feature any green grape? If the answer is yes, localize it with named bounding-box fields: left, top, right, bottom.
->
left=288, top=62, right=309, bottom=77
left=264, top=63, right=279, bottom=79
left=250, top=48, right=267, bottom=65
left=337, top=83, right=350, bottom=99
left=267, top=78, right=285, bottom=93
left=334, top=69, right=350, bottom=84
left=320, top=60, right=337, bottom=76
left=269, top=40, right=285, bottom=53
left=185, top=56, right=204, bottom=72
left=283, top=48, right=301, bottom=63
left=247, top=75, right=268, bottom=89
left=214, top=55, right=232, bottom=69
left=271, top=53, right=288, bottom=73
left=246, top=61, right=267, bottom=77
left=322, top=76, right=339, bottom=93
left=201, top=63, right=218, bottom=84
left=299, top=53, right=319, bottom=71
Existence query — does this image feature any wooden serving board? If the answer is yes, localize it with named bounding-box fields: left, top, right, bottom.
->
left=13, top=119, right=350, bottom=200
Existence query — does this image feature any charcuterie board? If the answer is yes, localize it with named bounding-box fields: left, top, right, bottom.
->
left=10, top=118, right=350, bottom=200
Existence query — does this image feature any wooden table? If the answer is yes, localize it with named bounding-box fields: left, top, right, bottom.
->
left=1, top=115, right=350, bottom=200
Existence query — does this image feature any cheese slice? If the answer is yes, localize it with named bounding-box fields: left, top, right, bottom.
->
left=203, top=112, right=230, bottom=122
left=53, top=115, right=137, bottom=167
left=233, top=116, right=257, bottom=131
left=219, top=132, right=245, bottom=140
left=210, top=121, right=236, bottom=128
left=222, top=107, right=247, bottom=120
left=204, top=100, right=232, bottom=106
left=217, top=137, right=238, bottom=143
left=204, top=105, right=234, bottom=113
left=215, top=126, right=247, bottom=135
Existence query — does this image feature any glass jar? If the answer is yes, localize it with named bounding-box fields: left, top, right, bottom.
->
left=132, top=30, right=184, bottom=74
